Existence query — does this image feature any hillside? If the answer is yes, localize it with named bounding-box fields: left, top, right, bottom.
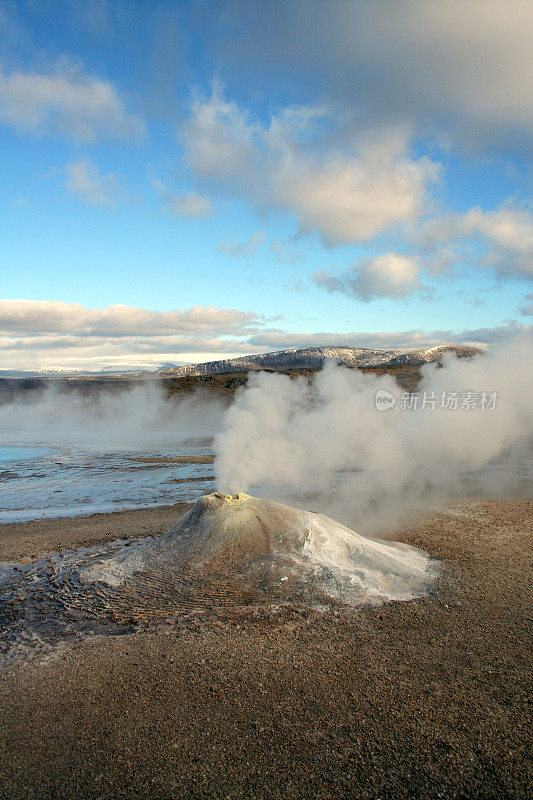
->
left=0, top=345, right=483, bottom=401
left=158, top=345, right=482, bottom=378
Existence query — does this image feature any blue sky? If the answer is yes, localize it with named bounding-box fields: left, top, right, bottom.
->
left=1, top=0, right=532, bottom=371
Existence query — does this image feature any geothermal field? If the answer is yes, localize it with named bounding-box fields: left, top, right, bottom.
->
left=0, top=344, right=531, bottom=799
left=4, top=3, right=532, bottom=797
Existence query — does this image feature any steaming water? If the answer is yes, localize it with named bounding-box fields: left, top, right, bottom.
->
left=0, top=445, right=57, bottom=463
left=0, top=385, right=224, bottom=522
left=0, top=438, right=215, bottom=522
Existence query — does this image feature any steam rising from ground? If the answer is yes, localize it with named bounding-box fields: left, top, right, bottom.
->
left=1, top=340, right=531, bottom=532
left=0, top=383, right=226, bottom=449
left=215, top=337, right=533, bottom=533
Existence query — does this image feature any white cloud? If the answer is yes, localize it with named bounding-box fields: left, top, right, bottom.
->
left=273, top=140, right=437, bottom=246
left=183, top=87, right=439, bottom=246
left=0, top=66, right=145, bottom=143
left=0, top=300, right=258, bottom=337
left=151, top=177, right=212, bottom=218
left=314, top=253, right=423, bottom=301
left=311, top=203, right=533, bottom=300
left=219, top=232, right=265, bottom=258
left=464, top=207, right=533, bottom=276
left=415, top=203, right=533, bottom=279
left=65, top=158, right=124, bottom=206
left=185, top=87, right=260, bottom=187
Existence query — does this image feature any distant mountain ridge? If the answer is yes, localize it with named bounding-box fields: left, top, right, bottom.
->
left=158, top=345, right=482, bottom=377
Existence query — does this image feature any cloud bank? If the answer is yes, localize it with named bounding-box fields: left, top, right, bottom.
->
left=1, top=299, right=530, bottom=372
left=312, top=202, right=533, bottom=300
left=0, top=300, right=256, bottom=336
left=209, top=0, right=533, bottom=149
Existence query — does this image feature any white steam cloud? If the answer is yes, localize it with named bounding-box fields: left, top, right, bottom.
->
left=0, top=383, right=226, bottom=450
left=215, top=337, right=533, bottom=534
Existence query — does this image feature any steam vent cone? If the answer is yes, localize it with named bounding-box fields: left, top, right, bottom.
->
left=83, top=492, right=436, bottom=605
left=0, top=493, right=437, bottom=664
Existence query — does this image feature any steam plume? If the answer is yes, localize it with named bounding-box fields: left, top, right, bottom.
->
left=0, top=383, right=226, bottom=449
left=215, top=336, right=533, bottom=534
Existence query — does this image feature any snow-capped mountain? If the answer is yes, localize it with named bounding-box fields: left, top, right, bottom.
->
left=158, top=345, right=482, bottom=377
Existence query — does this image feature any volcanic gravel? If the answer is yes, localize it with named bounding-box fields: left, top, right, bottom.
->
left=0, top=498, right=531, bottom=800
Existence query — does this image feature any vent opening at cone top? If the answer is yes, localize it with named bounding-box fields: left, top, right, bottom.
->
left=82, top=492, right=438, bottom=606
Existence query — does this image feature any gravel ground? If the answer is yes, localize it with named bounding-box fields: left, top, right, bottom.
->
left=0, top=502, right=193, bottom=563
left=0, top=498, right=531, bottom=800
